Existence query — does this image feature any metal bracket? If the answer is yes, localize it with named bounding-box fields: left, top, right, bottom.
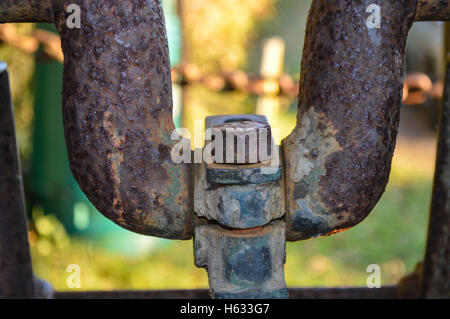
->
left=193, top=115, right=288, bottom=298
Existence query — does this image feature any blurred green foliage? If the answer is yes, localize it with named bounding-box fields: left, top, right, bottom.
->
left=30, top=173, right=430, bottom=291
left=0, top=24, right=35, bottom=162
left=182, top=0, right=277, bottom=73
left=181, top=0, right=280, bottom=139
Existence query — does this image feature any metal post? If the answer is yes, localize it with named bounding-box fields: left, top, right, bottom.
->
left=421, top=56, right=450, bottom=299
left=194, top=115, right=288, bottom=299
left=0, top=62, right=35, bottom=298
left=256, top=37, right=285, bottom=125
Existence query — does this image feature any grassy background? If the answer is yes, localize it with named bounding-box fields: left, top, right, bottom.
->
left=30, top=134, right=435, bottom=291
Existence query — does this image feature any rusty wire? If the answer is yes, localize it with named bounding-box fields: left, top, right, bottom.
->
left=0, top=24, right=443, bottom=105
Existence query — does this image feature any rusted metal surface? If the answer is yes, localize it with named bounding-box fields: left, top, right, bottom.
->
left=210, top=121, right=272, bottom=164
left=194, top=116, right=287, bottom=299
left=194, top=175, right=283, bottom=229
left=0, top=0, right=53, bottom=23
left=0, top=62, right=35, bottom=298
left=206, top=163, right=282, bottom=185
left=195, top=222, right=288, bottom=299
left=204, top=115, right=273, bottom=166
left=415, top=0, right=450, bottom=21
left=283, top=0, right=418, bottom=241
left=421, top=60, right=450, bottom=299
left=195, top=116, right=284, bottom=229
left=50, top=0, right=193, bottom=239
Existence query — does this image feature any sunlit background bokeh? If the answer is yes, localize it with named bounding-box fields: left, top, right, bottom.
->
left=0, top=0, right=448, bottom=291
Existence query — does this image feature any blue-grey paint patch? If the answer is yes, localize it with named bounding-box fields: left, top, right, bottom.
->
left=224, top=238, right=272, bottom=287
left=291, top=202, right=329, bottom=239
left=207, top=166, right=282, bottom=185
left=218, top=190, right=268, bottom=228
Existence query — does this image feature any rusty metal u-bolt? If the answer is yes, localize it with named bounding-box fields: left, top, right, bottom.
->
left=2, top=0, right=193, bottom=239
left=0, top=0, right=449, bottom=298
left=283, top=0, right=449, bottom=241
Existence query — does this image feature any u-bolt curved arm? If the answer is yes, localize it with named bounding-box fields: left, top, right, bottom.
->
left=283, top=0, right=449, bottom=241
left=0, top=0, right=193, bottom=239
left=53, top=0, right=193, bottom=239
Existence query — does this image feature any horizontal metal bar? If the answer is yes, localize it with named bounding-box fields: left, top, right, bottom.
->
left=54, top=286, right=400, bottom=299
left=415, top=0, right=450, bottom=21
left=0, top=0, right=53, bottom=23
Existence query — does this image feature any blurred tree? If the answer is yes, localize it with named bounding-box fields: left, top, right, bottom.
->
left=179, top=0, right=278, bottom=144
left=0, top=23, right=35, bottom=163
left=181, top=0, right=277, bottom=73
left=248, top=0, right=311, bottom=76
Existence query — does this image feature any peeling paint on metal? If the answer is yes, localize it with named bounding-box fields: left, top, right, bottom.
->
left=283, top=0, right=418, bottom=241
left=51, top=0, right=193, bottom=239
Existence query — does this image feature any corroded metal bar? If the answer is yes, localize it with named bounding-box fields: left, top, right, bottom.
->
left=415, top=0, right=450, bottom=21
left=194, top=116, right=287, bottom=299
left=195, top=222, right=288, bottom=299
left=421, top=59, right=450, bottom=299
left=52, top=0, right=193, bottom=239
left=283, top=0, right=418, bottom=241
left=0, top=0, right=53, bottom=23
left=0, top=62, right=35, bottom=298
left=54, top=286, right=400, bottom=299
